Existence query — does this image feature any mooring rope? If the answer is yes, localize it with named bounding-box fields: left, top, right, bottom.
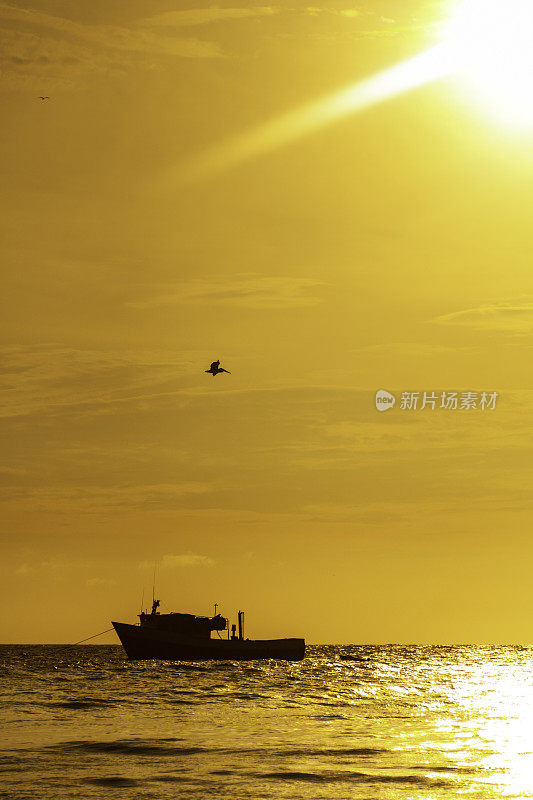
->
left=72, top=627, right=115, bottom=645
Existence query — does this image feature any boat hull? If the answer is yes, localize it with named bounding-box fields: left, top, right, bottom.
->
left=112, top=621, right=305, bottom=661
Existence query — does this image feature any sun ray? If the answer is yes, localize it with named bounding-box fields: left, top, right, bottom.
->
left=172, top=43, right=456, bottom=183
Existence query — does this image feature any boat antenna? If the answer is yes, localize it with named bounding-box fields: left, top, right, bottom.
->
left=214, top=602, right=218, bottom=616
left=140, top=587, right=145, bottom=614
left=152, top=562, right=156, bottom=604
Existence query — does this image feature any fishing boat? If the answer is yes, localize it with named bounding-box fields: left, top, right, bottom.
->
left=112, top=599, right=305, bottom=661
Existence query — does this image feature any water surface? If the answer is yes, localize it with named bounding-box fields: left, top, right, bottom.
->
left=1, top=644, right=532, bottom=799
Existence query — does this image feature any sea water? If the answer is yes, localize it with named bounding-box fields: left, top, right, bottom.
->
left=1, top=645, right=533, bottom=799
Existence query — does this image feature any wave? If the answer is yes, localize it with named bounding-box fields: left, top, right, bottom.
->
left=262, top=771, right=333, bottom=782
left=412, top=764, right=479, bottom=774
left=49, top=739, right=391, bottom=760
left=258, top=770, right=453, bottom=787
left=275, top=747, right=389, bottom=757
left=56, top=739, right=208, bottom=756
left=82, top=776, right=141, bottom=787
left=48, top=698, right=116, bottom=710
left=168, top=699, right=197, bottom=705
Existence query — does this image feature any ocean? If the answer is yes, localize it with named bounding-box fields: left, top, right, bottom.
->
left=1, top=644, right=532, bottom=799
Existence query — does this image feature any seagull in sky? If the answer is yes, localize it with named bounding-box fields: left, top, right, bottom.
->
left=205, top=360, right=231, bottom=376
left=38, top=96, right=50, bottom=101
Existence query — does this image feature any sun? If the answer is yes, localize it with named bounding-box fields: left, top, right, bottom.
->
left=170, top=0, right=532, bottom=183
left=446, top=0, right=533, bottom=127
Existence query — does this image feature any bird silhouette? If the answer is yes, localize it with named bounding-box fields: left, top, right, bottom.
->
left=205, top=360, right=231, bottom=376
left=38, top=96, right=50, bottom=101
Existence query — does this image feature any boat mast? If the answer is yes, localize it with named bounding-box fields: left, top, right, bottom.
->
left=150, top=562, right=159, bottom=615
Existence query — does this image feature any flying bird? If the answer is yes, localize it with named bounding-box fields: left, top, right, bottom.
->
left=38, top=96, right=50, bottom=101
left=205, top=360, right=231, bottom=376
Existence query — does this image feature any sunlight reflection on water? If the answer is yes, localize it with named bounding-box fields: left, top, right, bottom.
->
left=1, top=645, right=533, bottom=799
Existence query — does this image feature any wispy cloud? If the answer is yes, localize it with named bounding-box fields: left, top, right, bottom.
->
left=138, top=7, right=279, bottom=28
left=302, top=501, right=403, bottom=522
left=0, top=2, right=435, bottom=90
left=15, top=559, right=118, bottom=585
left=0, top=466, right=28, bottom=476
left=140, top=553, right=215, bottom=569
left=128, top=275, right=324, bottom=310
left=1, top=483, right=210, bottom=512
left=136, top=5, right=428, bottom=42
left=137, top=7, right=415, bottom=30
left=270, top=6, right=429, bottom=39
left=432, top=301, right=533, bottom=333
left=349, top=341, right=461, bottom=356
left=86, top=576, right=117, bottom=587
left=0, top=2, right=221, bottom=56
left=0, top=344, right=197, bottom=418
left=0, top=1, right=220, bottom=87
left=16, top=558, right=79, bottom=577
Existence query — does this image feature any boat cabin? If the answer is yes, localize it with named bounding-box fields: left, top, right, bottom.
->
left=139, top=599, right=227, bottom=639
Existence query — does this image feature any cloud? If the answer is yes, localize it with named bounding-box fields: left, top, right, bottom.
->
left=139, top=7, right=279, bottom=28
left=349, top=341, right=461, bottom=357
left=14, top=559, right=118, bottom=585
left=267, top=6, right=428, bottom=40
left=138, top=6, right=362, bottom=26
left=301, top=495, right=523, bottom=523
left=86, top=577, right=117, bottom=587
left=432, top=301, right=533, bottom=333
left=303, top=7, right=360, bottom=17
left=128, top=275, right=324, bottom=310
left=302, top=501, right=403, bottom=522
left=1, top=483, right=211, bottom=513
left=276, top=396, right=533, bottom=470
left=15, top=558, right=74, bottom=576
left=0, top=2, right=220, bottom=56
left=16, top=563, right=36, bottom=576
left=0, top=1, right=221, bottom=88
left=0, top=2, right=433, bottom=89
left=140, top=553, right=215, bottom=569
left=0, top=344, right=199, bottom=418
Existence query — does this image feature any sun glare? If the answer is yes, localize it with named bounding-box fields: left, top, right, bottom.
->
left=446, top=0, right=533, bottom=127
left=169, top=0, right=533, bottom=183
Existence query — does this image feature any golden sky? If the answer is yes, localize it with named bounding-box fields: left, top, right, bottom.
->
left=2, top=0, right=533, bottom=644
